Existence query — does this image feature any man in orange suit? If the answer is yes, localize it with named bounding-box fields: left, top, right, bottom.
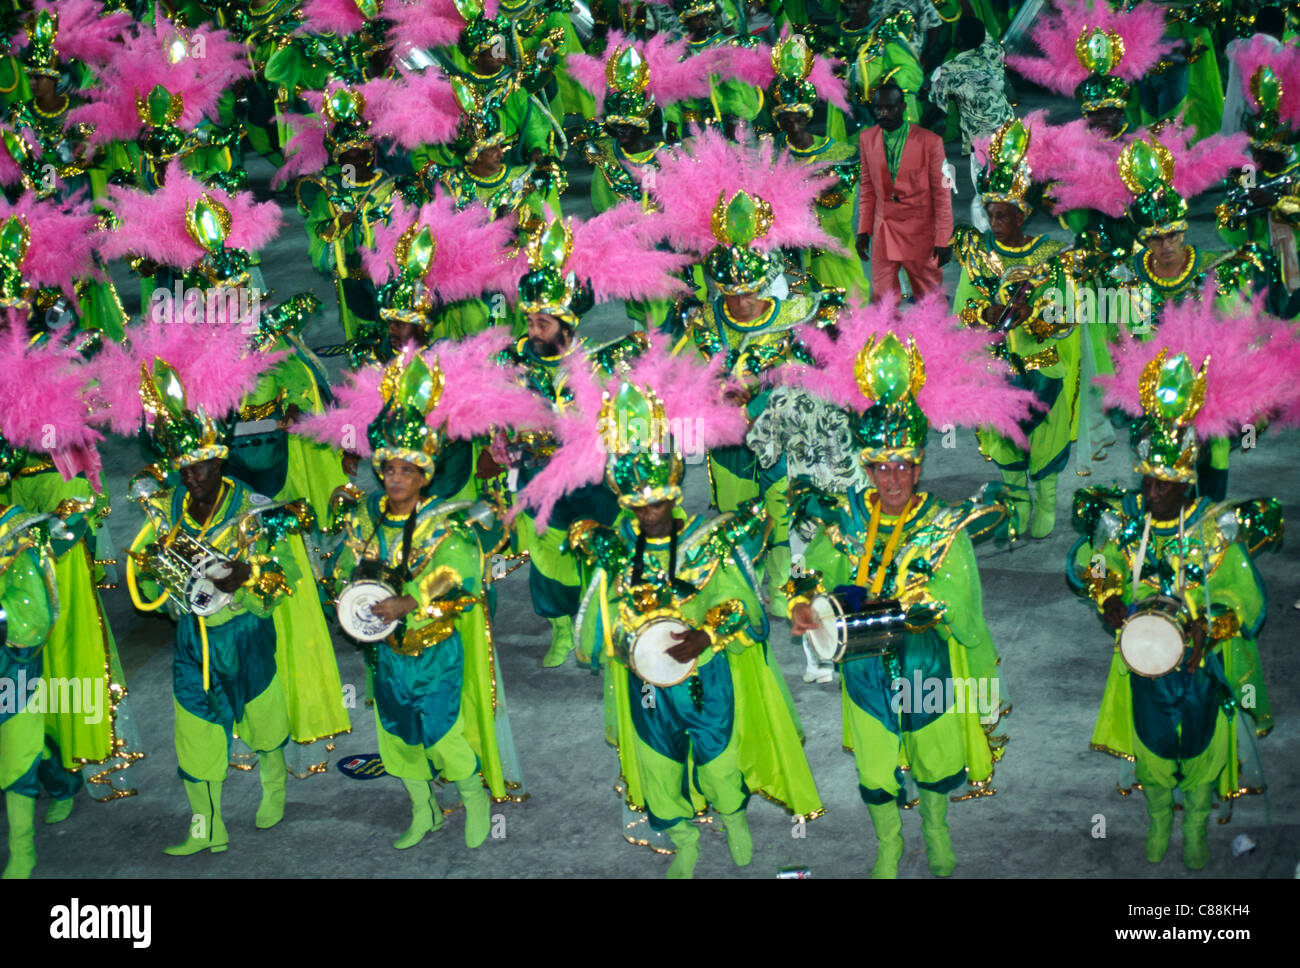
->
left=855, top=82, right=954, bottom=301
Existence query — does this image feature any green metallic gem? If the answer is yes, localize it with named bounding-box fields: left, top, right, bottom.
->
left=327, top=87, right=359, bottom=121
left=453, top=0, right=485, bottom=19
left=534, top=219, right=570, bottom=270
left=31, top=10, right=55, bottom=45
left=0, top=128, right=27, bottom=163
left=776, top=35, right=809, bottom=79
left=610, top=45, right=648, bottom=91
left=1082, top=29, right=1116, bottom=75
left=353, top=0, right=382, bottom=17
left=1126, top=139, right=1166, bottom=192
left=0, top=216, right=28, bottom=267
left=998, top=119, right=1028, bottom=165
left=867, top=332, right=912, bottom=406
left=403, top=226, right=435, bottom=278
left=189, top=197, right=228, bottom=253
left=1252, top=66, right=1281, bottom=114
left=400, top=352, right=438, bottom=414
left=152, top=359, right=189, bottom=420
left=146, top=84, right=177, bottom=126
left=450, top=76, right=478, bottom=115
left=725, top=191, right=759, bottom=247
left=1154, top=354, right=1194, bottom=420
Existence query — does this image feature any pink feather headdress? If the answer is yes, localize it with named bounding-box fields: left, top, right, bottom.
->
left=712, top=31, right=850, bottom=115
left=86, top=304, right=284, bottom=439
left=1098, top=278, right=1300, bottom=439
left=297, top=0, right=373, bottom=36
left=1229, top=35, right=1300, bottom=128
left=298, top=329, right=553, bottom=457
left=0, top=125, right=39, bottom=189
left=769, top=292, right=1042, bottom=447
left=271, top=109, right=330, bottom=189
left=0, top=192, right=104, bottom=301
left=99, top=164, right=282, bottom=271
left=512, top=330, right=748, bottom=530
left=362, top=195, right=526, bottom=305
left=361, top=70, right=461, bottom=152
left=643, top=127, right=838, bottom=258
left=13, top=0, right=133, bottom=72
left=567, top=31, right=727, bottom=107
left=0, top=313, right=105, bottom=490
left=67, top=17, right=250, bottom=149
left=1005, top=0, right=1174, bottom=96
left=1042, top=121, right=1249, bottom=218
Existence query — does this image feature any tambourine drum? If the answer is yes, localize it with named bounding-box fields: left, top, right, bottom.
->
left=805, top=593, right=907, bottom=664
left=337, top=560, right=402, bottom=643
left=1119, top=595, right=1189, bottom=678
left=183, top=557, right=233, bottom=617
left=628, top=617, right=696, bottom=688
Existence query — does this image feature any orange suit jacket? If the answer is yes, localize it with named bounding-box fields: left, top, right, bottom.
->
left=857, top=124, right=954, bottom=263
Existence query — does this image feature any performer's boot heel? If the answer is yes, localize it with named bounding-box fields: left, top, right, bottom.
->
left=255, top=748, right=287, bottom=829
left=918, top=789, right=956, bottom=876
left=456, top=777, right=491, bottom=849
left=1182, top=784, right=1214, bottom=871
left=1030, top=474, right=1058, bottom=539
left=1142, top=785, right=1174, bottom=863
left=164, top=780, right=228, bottom=856
left=865, top=801, right=904, bottom=879
left=543, top=616, right=575, bottom=668
left=666, top=822, right=700, bottom=879
left=394, top=778, right=436, bottom=850
left=2, top=793, right=37, bottom=879
left=720, top=809, right=753, bottom=867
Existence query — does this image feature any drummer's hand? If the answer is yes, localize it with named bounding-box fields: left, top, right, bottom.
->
left=1185, top=618, right=1209, bottom=673
left=790, top=602, right=819, bottom=635
left=667, top=629, right=713, bottom=662
left=214, top=560, right=252, bottom=593
left=369, top=595, right=417, bottom=623
left=341, top=451, right=361, bottom=476
left=1101, top=595, right=1127, bottom=631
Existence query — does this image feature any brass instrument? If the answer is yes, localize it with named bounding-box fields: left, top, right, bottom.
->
left=1216, top=171, right=1299, bottom=229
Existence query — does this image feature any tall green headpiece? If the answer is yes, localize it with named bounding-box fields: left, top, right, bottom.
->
left=602, top=45, right=654, bottom=130
left=770, top=34, right=817, bottom=118
left=139, top=359, right=231, bottom=469
left=1073, top=27, right=1130, bottom=114
left=1132, top=349, right=1208, bottom=484
left=977, top=119, right=1033, bottom=213
left=704, top=190, right=781, bottom=295
left=852, top=332, right=929, bottom=464
left=1244, top=65, right=1292, bottom=153
left=21, top=9, right=60, bottom=79
left=1119, top=137, right=1187, bottom=240
left=0, top=214, right=32, bottom=310
left=368, top=350, right=445, bottom=478
left=379, top=225, right=437, bottom=325
left=598, top=381, right=683, bottom=508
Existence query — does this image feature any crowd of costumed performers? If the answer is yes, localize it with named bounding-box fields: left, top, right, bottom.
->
left=0, top=0, right=1299, bottom=880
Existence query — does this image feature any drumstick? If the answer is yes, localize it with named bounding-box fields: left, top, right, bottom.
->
left=1131, top=514, right=1153, bottom=605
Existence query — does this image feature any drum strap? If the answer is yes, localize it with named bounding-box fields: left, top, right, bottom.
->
left=854, top=495, right=915, bottom=598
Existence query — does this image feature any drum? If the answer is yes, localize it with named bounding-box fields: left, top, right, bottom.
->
left=336, top=560, right=401, bottom=643
left=1119, top=595, right=1189, bottom=678
left=149, top=529, right=235, bottom=616
left=805, top=593, right=908, bottom=664
left=627, top=617, right=695, bottom=688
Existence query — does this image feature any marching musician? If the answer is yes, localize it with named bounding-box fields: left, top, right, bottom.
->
left=952, top=118, right=1079, bottom=539
left=1068, top=340, right=1282, bottom=871
left=782, top=303, right=1027, bottom=878
left=0, top=499, right=58, bottom=879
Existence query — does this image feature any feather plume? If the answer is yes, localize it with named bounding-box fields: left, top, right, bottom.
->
left=100, top=164, right=282, bottom=269
left=362, top=195, right=527, bottom=303
left=1098, top=278, right=1300, bottom=438
left=361, top=70, right=461, bottom=151
left=0, top=313, right=105, bottom=489
left=0, top=191, right=103, bottom=299
left=297, top=364, right=386, bottom=456
left=271, top=112, right=329, bottom=188
left=564, top=203, right=694, bottom=303
left=1230, top=34, right=1300, bottom=129
left=385, top=0, right=467, bottom=57
left=567, top=31, right=722, bottom=106
left=14, top=0, right=133, bottom=71
left=644, top=128, right=837, bottom=257
left=425, top=330, right=555, bottom=442
left=298, top=0, right=370, bottom=35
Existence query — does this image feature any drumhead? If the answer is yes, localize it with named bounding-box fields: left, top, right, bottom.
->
left=629, top=618, right=696, bottom=687
left=338, top=580, right=399, bottom=643
left=184, top=575, right=231, bottom=617
left=806, top=594, right=840, bottom=662
left=1120, top=613, right=1185, bottom=677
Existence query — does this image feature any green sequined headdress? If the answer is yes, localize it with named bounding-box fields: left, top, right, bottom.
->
left=456, top=0, right=510, bottom=59
left=852, top=332, right=929, bottom=465
left=1074, top=27, right=1130, bottom=114
left=21, top=9, right=61, bottom=79
left=704, top=190, right=782, bottom=295
left=450, top=75, right=514, bottom=161
left=0, top=214, right=32, bottom=310
left=139, top=359, right=232, bottom=469
left=769, top=34, right=817, bottom=118
left=321, top=84, right=374, bottom=160
left=378, top=223, right=437, bottom=326
left=1131, top=349, right=1208, bottom=484
left=599, top=381, right=683, bottom=509
left=977, top=119, right=1033, bottom=214
left=517, top=217, right=585, bottom=325
left=369, top=350, right=446, bottom=478
left=1119, top=136, right=1187, bottom=241
left=1243, top=65, right=1293, bottom=153
left=602, top=44, right=654, bottom=130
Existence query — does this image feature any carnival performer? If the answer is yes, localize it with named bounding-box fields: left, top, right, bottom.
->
left=779, top=293, right=1035, bottom=878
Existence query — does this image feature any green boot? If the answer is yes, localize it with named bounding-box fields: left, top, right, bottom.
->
left=999, top=468, right=1030, bottom=538
left=719, top=808, right=753, bottom=867
left=1182, top=784, right=1215, bottom=871
left=865, top=801, right=904, bottom=879
left=163, top=780, right=228, bottom=856
left=918, top=789, right=956, bottom=876
left=1142, top=784, right=1174, bottom=863
left=44, top=796, right=75, bottom=825
left=394, top=778, right=436, bottom=849
left=456, top=776, right=491, bottom=848
left=255, top=748, right=287, bottom=829
left=542, top=616, right=575, bottom=668
left=2, top=793, right=36, bottom=879
left=1030, top=474, right=1058, bottom=539
left=666, top=821, right=701, bottom=879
